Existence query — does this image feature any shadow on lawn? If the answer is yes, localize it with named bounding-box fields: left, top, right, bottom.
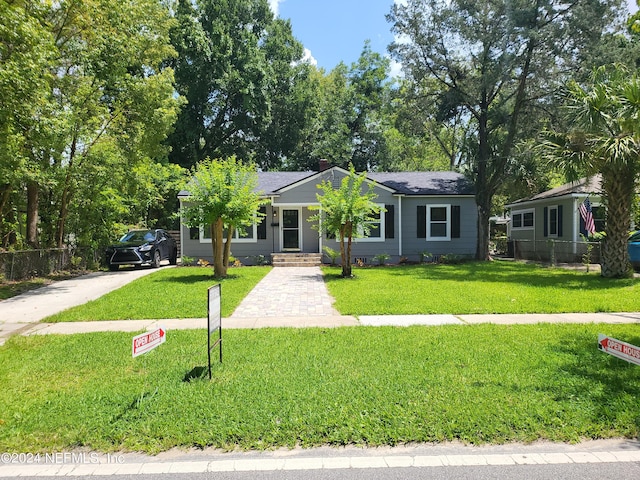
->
left=358, top=261, right=636, bottom=291
left=182, top=366, right=209, bottom=382
left=148, top=273, right=241, bottom=285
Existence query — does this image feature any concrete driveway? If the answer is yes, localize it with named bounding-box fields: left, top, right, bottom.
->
left=0, top=266, right=168, bottom=345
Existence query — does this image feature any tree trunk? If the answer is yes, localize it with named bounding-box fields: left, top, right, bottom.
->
left=211, top=218, right=227, bottom=278
left=475, top=98, right=491, bottom=261
left=476, top=201, right=491, bottom=261
left=600, top=171, right=634, bottom=278
left=342, top=222, right=353, bottom=277
left=223, top=226, right=234, bottom=267
left=26, top=181, right=39, bottom=248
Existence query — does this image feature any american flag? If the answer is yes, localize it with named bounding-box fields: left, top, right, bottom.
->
left=579, top=197, right=596, bottom=235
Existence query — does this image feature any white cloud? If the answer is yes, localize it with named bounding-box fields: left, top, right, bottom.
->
left=301, top=48, right=318, bottom=67
left=269, top=0, right=285, bottom=16
left=388, top=59, right=404, bottom=80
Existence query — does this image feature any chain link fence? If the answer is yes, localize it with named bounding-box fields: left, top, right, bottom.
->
left=507, top=239, right=601, bottom=265
left=0, top=247, right=101, bottom=281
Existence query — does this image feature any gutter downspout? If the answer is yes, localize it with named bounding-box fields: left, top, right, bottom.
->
left=573, top=197, right=578, bottom=256
left=398, top=196, right=403, bottom=257
left=179, top=199, right=184, bottom=259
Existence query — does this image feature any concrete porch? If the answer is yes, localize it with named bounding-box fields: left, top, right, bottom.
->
left=271, top=253, right=322, bottom=267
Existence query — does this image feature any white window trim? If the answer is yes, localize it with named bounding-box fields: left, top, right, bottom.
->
left=427, top=204, right=450, bottom=241
left=333, top=203, right=386, bottom=243
left=547, top=205, right=559, bottom=238
left=511, top=208, right=534, bottom=230
left=199, top=222, right=258, bottom=244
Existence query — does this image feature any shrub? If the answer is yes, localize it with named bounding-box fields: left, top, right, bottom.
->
left=373, top=253, right=390, bottom=266
left=322, top=246, right=340, bottom=266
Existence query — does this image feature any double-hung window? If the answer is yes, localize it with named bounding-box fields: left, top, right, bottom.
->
left=197, top=222, right=258, bottom=243
left=333, top=204, right=385, bottom=242
left=427, top=205, right=450, bottom=241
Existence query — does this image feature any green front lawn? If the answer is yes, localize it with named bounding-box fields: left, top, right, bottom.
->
left=1, top=324, right=638, bottom=453
left=323, top=261, right=640, bottom=315
left=44, top=266, right=272, bottom=322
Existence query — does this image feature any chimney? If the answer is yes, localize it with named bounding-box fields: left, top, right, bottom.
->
left=319, top=159, right=330, bottom=172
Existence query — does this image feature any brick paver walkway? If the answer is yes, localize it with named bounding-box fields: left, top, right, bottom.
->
left=230, top=267, right=339, bottom=317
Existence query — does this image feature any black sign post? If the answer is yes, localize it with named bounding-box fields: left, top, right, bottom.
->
left=207, top=284, right=222, bottom=379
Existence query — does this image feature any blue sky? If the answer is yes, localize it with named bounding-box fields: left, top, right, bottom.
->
left=270, top=0, right=639, bottom=75
left=269, top=0, right=399, bottom=72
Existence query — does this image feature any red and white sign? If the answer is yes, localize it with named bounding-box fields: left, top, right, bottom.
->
left=598, top=334, right=640, bottom=366
left=132, top=327, right=166, bottom=357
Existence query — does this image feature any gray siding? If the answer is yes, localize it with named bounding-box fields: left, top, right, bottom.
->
left=401, top=196, right=477, bottom=261
left=180, top=204, right=276, bottom=266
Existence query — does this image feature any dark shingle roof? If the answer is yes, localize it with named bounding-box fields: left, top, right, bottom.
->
left=367, top=171, right=474, bottom=195
left=508, top=175, right=602, bottom=205
left=257, top=171, right=316, bottom=194
left=179, top=169, right=474, bottom=197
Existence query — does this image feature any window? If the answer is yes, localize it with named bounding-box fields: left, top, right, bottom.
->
left=592, top=206, right=606, bottom=232
left=198, top=221, right=258, bottom=243
left=511, top=209, right=534, bottom=230
left=548, top=206, right=558, bottom=237
left=333, top=204, right=385, bottom=242
left=427, top=205, right=450, bottom=241
left=543, top=205, right=563, bottom=238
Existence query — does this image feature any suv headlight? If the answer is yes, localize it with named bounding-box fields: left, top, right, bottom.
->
left=138, top=244, right=153, bottom=252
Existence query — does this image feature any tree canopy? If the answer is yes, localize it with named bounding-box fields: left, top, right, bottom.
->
left=388, top=0, right=626, bottom=260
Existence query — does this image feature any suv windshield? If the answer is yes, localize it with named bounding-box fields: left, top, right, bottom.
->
left=120, top=230, right=155, bottom=243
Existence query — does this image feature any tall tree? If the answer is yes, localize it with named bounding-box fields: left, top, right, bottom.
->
left=181, top=157, right=265, bottom=278
left=167, top=0, right=312, bottom=169
left=0, top=0, right=56, bottom=247
left=292, top=43, right=392, bottom=172
left=388, top=0, right=625, bottom=260
left=42, top=0, right=180, bottom=248
left=309, top=166, right=381, bottom=278
left=541, top=65, right=640, bottom=278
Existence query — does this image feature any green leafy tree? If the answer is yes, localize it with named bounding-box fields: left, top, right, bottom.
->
left=388, top=0, right=625, bottom=260
left=300, top=43, right=391, bottom=172
left=167, top=0, right=312, bottom=170
left=540, top=65, right=640, bottom=278
left=181, top=157, right=265, bottom=278
left=309, top=166, right=381, bottom=278
left=0, top=0, right=56, bottom=248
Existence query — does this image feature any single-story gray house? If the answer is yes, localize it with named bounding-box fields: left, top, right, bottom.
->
left=178, top=166, right=477, bottom=265
left=505, top=175, right=604, bottom=262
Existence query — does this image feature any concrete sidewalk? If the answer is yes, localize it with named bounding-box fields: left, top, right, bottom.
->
left=24, top=311, right=640, bottom=337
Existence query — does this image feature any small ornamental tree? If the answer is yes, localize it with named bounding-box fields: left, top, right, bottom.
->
left=309, top=166, right=381, bottom=277
left=181, top=157, right=265, bottom=278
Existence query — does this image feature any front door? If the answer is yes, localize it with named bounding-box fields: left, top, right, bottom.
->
left=282, top=209, right=300, bottom=251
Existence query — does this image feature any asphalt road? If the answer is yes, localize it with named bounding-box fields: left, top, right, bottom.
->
left=7, top=462, right=640, bottom=480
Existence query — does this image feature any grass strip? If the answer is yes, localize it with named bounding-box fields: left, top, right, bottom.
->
left=323, top=261, right=640, bottom=314
left=43, top=266, right=271, bottom=322
left=0, top=324, right=638, bottom=453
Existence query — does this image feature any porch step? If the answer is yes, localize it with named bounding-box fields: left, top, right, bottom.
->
left=271, top=253, right=323, bottom=267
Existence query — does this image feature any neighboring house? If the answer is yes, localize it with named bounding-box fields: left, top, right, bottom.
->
left=505, top=175, right=605, bottom=263
left=178, top=166, right=477, bottom=265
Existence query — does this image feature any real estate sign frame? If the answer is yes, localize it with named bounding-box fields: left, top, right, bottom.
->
left=208, top=284, right=222, bottom=379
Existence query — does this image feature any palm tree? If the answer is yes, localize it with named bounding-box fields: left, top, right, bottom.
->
left=541, top=65, right=640, bottom=278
